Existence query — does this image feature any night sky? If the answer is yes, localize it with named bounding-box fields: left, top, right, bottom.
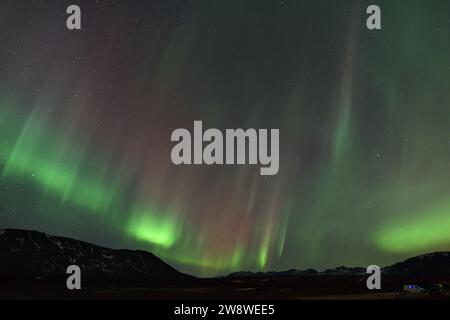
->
left=0, top=0, right=449, bottom=276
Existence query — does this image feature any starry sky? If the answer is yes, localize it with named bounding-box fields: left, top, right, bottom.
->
left=0, top=0, right=449, bottom=277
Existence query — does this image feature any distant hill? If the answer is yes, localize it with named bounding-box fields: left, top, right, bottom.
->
left=227, top=267, right=367, bottom=278
left=228, top=268, right=318, bottom=278
left=0, top=228, right=192, bottom=284
left=227, top=254, right=450, bottom=278
left=383, top=252, right=450, bottom=276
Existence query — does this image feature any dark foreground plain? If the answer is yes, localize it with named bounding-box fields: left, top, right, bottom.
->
left=1, top=274, right=450, bottom=300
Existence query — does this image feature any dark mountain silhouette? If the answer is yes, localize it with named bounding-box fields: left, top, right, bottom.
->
left=0, top=228, right=192, bottom=285
left=383, top=252, right=450, bottom=276
left=228, top=254, right=450, bottom=278
left=2, top=227, right=450, bottom=297
left=322, top=266, right=366, bottom=275
left=228, top=268, right=318, bottom=278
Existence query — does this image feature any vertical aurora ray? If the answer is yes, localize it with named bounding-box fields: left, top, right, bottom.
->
left=0, top=105, right=119, bottom=213
left=281, top=0, right=450, bottom=271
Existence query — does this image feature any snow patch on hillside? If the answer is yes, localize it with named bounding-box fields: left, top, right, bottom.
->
left=53, top=240, right=65, bottom=251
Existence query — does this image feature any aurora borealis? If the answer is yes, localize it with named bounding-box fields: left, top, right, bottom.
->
left=0, top=0, right=449, bottom=277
